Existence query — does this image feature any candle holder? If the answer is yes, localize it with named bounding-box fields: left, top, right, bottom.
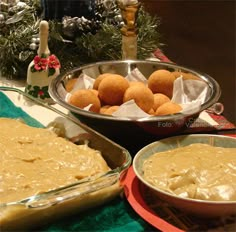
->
left=117, top=1, right=141, bottom=59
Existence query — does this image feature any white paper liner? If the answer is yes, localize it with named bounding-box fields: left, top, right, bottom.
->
left=65, top=69, right=210, bottom=120
left=112, top=100, right=150, bottom=119
left=172, top=76, right=209, bottom=116
left=70, top=73, right=95, bottom=94
left=125, top=68, right=147, bottom=83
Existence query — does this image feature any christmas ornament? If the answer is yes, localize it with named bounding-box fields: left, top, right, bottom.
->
left=0, top=13, right=5, bottom=23
left=29, top=35, right=40, bottom=50
left=31, top=37, right=37, bottom=43
left=25, top=20, right=60, bottom=103
left=29, top=42, right=37, bottom=50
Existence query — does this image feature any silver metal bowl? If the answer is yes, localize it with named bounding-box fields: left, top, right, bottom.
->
left=133, top=134, right=236, bottom=218
left=49, top=60, right=221, bottom=153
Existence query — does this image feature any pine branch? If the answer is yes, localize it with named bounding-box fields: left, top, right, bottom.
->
left=0, top=2, right=163, bottom=79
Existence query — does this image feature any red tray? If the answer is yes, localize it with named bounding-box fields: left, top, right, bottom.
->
left=124, top=135, right=236, bottom=231
left=124, top=166, right=185, bottom=231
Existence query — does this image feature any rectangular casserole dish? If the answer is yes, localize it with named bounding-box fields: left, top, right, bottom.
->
left=0, top=87, right=132, bottom=231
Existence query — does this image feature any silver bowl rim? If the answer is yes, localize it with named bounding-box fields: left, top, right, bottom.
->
left=49, top=59, right=221, bottom=122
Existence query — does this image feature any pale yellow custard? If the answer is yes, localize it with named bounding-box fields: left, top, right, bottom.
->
left=142, top=143, right=236, bottom=201
left=0, top=118, right=110, bottom=204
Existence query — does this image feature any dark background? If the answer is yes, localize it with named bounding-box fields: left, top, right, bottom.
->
left=141, top=0, right=236, bottom=124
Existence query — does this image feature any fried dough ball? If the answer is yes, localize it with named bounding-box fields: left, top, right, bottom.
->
left=172, top=71, right=183, bottom=79
left=153, top=93, right=171, bottom=111
left=100, top=105, right=111, bottom=114
left=65, top=79, right=77, bottom=92
left=183, top=73, right=200, bottom=81
left=148, top=108, right=155, bottom=115
left=123, top=85, right=154, bottom=113
left=89, top=89, right=99, bottom=97
left=103, top=105, right=120, bottom=115
left=69, top=89, right=101, bottom=113
left=172, top=71, right=200, bottom=81
left=93, top=73, right=110, bottom=90
left=148, top=69, right=175, bottom=98
left=98, top=74, right=129, bottom=105
left=129, top=81, right=146, bottom=87
left=155, top=102, right=182, bottom=116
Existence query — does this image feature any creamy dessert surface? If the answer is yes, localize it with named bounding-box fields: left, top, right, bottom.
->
left=0, top=118, right=110, bottom=203
left=142, top=143, right=236, bottom=201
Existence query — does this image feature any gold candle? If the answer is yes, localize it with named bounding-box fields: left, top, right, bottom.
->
left=117, top=0, right=140, bottom=59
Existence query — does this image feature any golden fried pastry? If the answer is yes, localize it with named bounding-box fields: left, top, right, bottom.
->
left=93, top=73, right=111, bottom=90
left=129, top=81, right=146, bottom=87
left=103, top=105, right=120, bottom=115
left=148, top=108, right=155, bottom=115
left=123, top=85, right=154, bottom=113
left=65, top=78, right=78, bottom=92
left=153, top=93, right=171, bottom=111
left=172, top=71, right=200, bottom=81
left=100, top=105, right=110, bottom=114
left=89, top=89, right=99, bottom=97
left=148, top=69, right=175, bottom=98
left=69, top=89, right=101, bottom=113
left=172, top=71, right=183, bottom=79
left=98, top=74, right=129, bottom=105
left=155, top=101, right=182, bottom=115
left=183, top=73, right=201, bottom=81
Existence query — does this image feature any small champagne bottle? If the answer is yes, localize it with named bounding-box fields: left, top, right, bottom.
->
left=25, top=20, right=60, bottom=103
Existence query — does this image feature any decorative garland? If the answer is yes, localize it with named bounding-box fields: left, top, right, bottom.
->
left=0, top=0, right=163, bottom=79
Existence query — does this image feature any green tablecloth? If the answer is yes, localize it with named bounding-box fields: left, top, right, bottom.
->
left=0, top=91, right=155, bottom=231
left=42, top=197, right=154, bottom=231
